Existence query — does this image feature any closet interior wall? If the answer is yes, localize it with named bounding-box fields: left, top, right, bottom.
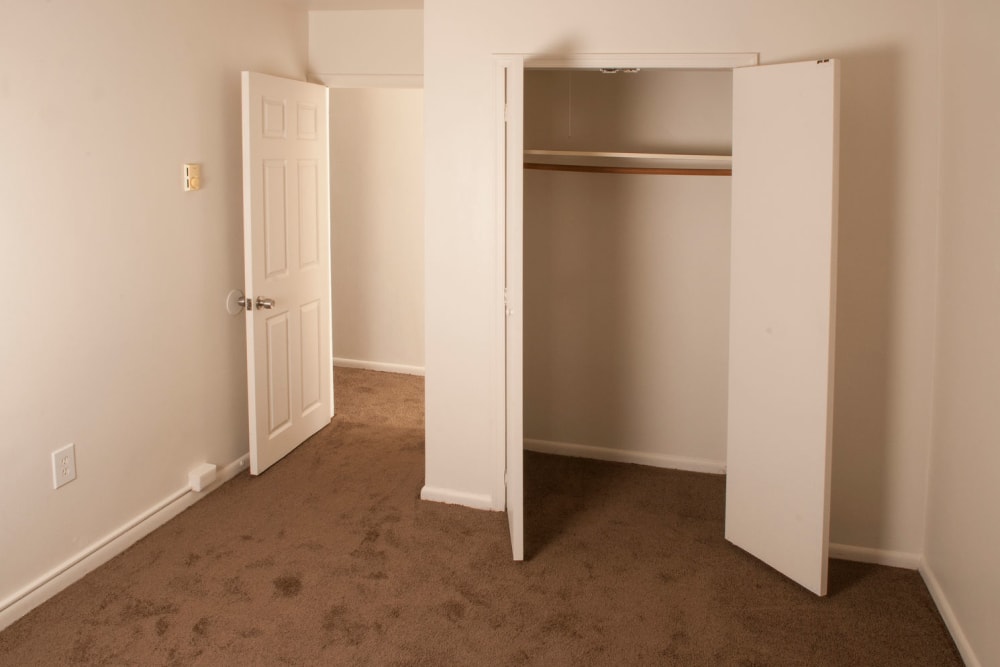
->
left=523, top=69, right=734, bottom=468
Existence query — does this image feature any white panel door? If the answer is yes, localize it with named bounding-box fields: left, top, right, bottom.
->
left=501, top=57, right=525, bottom=561
left=726, top=60, right=840, bottom=595
left=241, top=72, right=333, bottom=475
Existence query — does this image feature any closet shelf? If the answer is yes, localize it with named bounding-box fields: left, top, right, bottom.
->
left=524, top=149, right=732, bottom=176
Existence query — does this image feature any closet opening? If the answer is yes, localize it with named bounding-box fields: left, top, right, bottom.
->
left=522, top=67, right=735, bottom=551
left=501, top=53, right=840, bottom=595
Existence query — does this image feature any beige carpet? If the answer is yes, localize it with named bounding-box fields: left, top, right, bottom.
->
left=0, top=367, right=961, bottom=665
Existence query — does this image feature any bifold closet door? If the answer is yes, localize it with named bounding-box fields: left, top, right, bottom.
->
left=499, top=57, right=525, bottom=561
left=726, top=59, right=840, bottom=596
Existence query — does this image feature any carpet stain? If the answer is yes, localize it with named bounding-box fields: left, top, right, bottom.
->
left=120, top=598, right=178, bottom=621
left=192, top=617, right=209, bottom=637
left=184, top=553, right=200, bottom=567
left=240, top=627, right=263, bottom=638
left=442, top=600, right=465, bottom=622
left=659, top=571, right=677, bottom=584
left=541, top=612, right=580, bottom=637
left=273, top=575, right=303, bottom=597
left=222, top=576, right=250, bottom=600
left=155, top=617, right=170, bottom=637
left=322, top=605, right=368, bottom=646
left=245, top=557, right=275, bottom=570
left=69, top=636, right=93, bottom=663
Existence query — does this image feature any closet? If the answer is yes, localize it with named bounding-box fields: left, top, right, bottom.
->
left=522, top=68, right=734, bottom=475
left=498, top=54, right=840, bottom=596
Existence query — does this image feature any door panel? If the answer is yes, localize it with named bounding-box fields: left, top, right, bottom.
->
left=266, top=313, right=291, bottom=436
left=242, top=72, right=333, bottom=475
left=726, top=60, right=840, bottom=595
left=502, top=58, right=525, bottom=561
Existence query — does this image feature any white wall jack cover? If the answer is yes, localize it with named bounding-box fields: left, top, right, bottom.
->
left=52, top=443, right=77, bottom=489
left=189, top=463, right=218, bottom=492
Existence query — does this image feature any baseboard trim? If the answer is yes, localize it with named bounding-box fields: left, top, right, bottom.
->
left=420, top=485, right=497, bottom=511
left=524, top=438, right=726, bottom=475
left=333, top=358, right=425, bottom=376
left=0, top=453, right=250, bottom=632
left=920, top=561, right=981, bottom=667
left=828, top=543, right=921, bottom=570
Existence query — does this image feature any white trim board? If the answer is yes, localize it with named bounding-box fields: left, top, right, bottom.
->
left=0, top=454, right=250, bottom=632
left=524, top=438, right=726, bottom=475
left=333, top=358, right=425, bottom=376
left=920, top=562, right=982, bottom=667
left=420, top=485, right=498, bottom=511
left=520, top=52, right=759, bottom=70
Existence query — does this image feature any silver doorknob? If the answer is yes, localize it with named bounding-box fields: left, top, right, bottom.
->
left=255, top=296, right=275, bottom=310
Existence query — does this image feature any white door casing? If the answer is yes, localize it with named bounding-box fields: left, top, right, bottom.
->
left=726, top=59, right=840, bottom=596
left=501, top=57, right=525, bottom=561
left=241, top=72, right=334, bottom=475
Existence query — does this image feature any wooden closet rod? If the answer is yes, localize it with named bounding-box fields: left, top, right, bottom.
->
left=524, top=162, right=732, bottom=176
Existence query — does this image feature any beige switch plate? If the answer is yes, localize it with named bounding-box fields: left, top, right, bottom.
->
left=184, top=163, right=202, bottom=191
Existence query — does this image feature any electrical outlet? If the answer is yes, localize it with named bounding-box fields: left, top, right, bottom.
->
left=52, top=443, right=77, bottom=489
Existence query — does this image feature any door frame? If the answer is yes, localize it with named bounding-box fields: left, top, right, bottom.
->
left=493, top=51, right=758, bottom=523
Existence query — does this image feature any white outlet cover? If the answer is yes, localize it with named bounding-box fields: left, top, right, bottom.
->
left=52, top=443, right=77, bottom=489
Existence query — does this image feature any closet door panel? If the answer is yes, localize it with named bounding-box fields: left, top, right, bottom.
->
left=500, top=57, right=525, bottom=561
left=726, top=60, right=840, bottom=596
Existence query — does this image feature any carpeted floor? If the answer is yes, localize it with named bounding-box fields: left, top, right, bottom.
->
left=0, top=368, right=961, bottom=665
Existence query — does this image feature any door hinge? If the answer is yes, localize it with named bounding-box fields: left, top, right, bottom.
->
left=504, top=103, right=509, bottom=124
left=504, top=288, right=512, bottom=317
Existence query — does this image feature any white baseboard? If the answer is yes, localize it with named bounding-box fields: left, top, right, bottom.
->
left=828, top=543, right=922, bottom=570
left=524, top=438, right=726, bottom=475
left=420, top=485, right=496, bottom=511
left=0, top=453, right=250, bottom=632
left=333, top=357, right=425, bottom=376
left=920, top=561, right=981, bottom=667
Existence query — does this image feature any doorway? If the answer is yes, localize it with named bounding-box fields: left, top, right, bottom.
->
left=328, top=87, right=425, bottom=380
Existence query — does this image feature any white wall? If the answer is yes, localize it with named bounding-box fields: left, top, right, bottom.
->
left=309, top=9, right=422, bottom=86
left=329, top=88, right=425, bottom=372
left=0, top=0, right=306, bottom=616
left=523, top=70, right=732, bottom=468
left=925, top=0, right=1000, bottom=664
left=424, top=0, right=942, bottom=557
